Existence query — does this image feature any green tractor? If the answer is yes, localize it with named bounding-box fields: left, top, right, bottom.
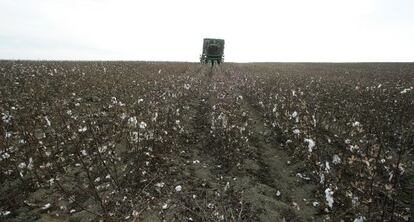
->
left=200, top=38, right=225, bottom=67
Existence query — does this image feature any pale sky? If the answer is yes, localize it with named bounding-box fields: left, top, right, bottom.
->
left=0, top=0, right=413, bottom=62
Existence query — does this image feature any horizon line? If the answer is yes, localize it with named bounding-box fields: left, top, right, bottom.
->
left=1, top=59, right=413, bottom=64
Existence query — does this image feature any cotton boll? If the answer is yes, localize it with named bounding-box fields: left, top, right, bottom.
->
left=353, top=216, right=365, bottom=222
left=42, top=203, right=51, bottom=210
left=128, top=117, right=138, bottom=127
left=332, top=154, right=341, bottom=164
left=400, top=87, right=412, bottom=94
left=325, top=188, right=334, bottom=209
left=304, top=138, right=316, bottom=152
left=139, top=121, right=147, bottom=129
left=0, top=210, right=11, bottom=216
left=352, top=121, right=361, bottom=127
left=78, top=126, right=87, bottom=132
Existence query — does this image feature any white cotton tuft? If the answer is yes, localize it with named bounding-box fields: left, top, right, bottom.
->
left=0, top=210, right=11, bottom=216
left=155, top=182, right=165, bottom=188
left=325, top=188, right=334, bottom=209
left=128, top=117, right=138, bottom=127
left=304, top=138, right=316, bottom=152
left=332, top=154, right=341, bottom=164
left=400, top=87, right=412, bottom=94
left=139, top=121, right=147, bottom=129
left=353, top=216, right=365, bottom=222
left=352, top=121, right=361, bottom=127
left=325, top=161, right=331, bottom=173
left=78, top=126, right=87, bottom=132
left=152, top=112, right=158, bottom=122
left=44, top=116, right=51, bottom=126
left=42, top=203, right=51, bottom=210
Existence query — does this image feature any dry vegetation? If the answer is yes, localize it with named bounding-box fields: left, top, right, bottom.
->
left=0, top=61, right=413, bottom=221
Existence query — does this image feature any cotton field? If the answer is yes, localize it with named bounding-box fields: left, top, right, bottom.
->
left=0, top=61, right=413, bottom=221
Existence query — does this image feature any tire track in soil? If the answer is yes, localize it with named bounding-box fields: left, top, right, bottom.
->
left=177, top=66, right=262, bottom=221
left=179, top=66, right=239, bottom=220
left=187, top=68, right=300, bottom=222
left=145, top=66, right=236, bottom=221
left=230, top=72, right=322, bottom=221
left=185, top=67, right=321, bottom=221
left=192, top=67, right=318, bottom=222
left=138, top=66, right=216, bottom=221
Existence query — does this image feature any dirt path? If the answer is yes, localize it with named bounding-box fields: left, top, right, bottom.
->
left=141, top=67, right=239, bottom=221
left=239, top=94, right=320, bottom=221
left=215, top=66, right=322, bottom=221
